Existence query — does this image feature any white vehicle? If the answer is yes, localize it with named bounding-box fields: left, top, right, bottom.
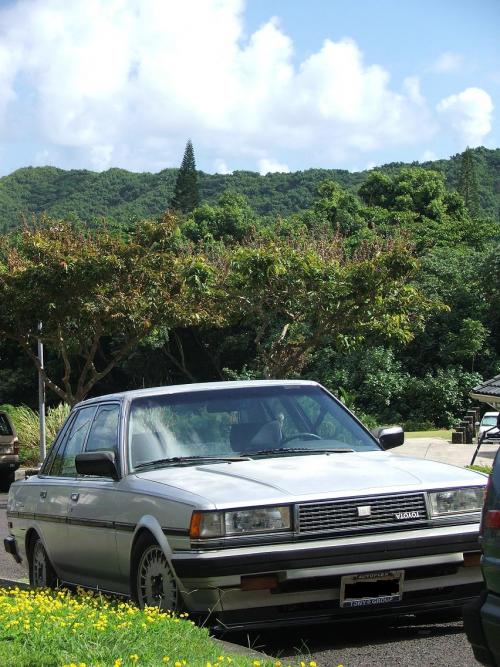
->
left=5, top=381, right=487, bottom=630
left=478, top=412, right=500, bottom=444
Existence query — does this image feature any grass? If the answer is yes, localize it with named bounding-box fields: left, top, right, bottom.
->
left=0, top=403, right=70, bottom=466
left=405, top=429, right=452, bottom=440
left=467, top=464, right=492, bottom=475
left=0, top=588, right=323, bottom=667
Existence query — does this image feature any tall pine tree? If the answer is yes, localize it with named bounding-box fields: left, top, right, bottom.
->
left=171, top=139, right=200, bottom=213
left=458, top=147, right=480, bottom=218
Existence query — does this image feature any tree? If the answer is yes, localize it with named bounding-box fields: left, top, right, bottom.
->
left=223, top=234, right=437, bottom=378
left=170, top=140, right=200, bottom=213
left=0, top=217, right=218, bottom=405
left=458, top=147, right=481, bottom=218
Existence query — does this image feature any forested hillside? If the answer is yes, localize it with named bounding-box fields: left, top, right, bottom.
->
left=1, top=159, right=499, bottom=429
left=0, top=147, right=499, bottom=230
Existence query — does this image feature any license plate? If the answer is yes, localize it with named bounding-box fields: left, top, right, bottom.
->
left=340, top=569, right=404, bottom=608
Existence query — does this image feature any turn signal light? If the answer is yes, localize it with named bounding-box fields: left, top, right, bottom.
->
left=485, top=510, right=500, bottom=530
left=189, top=511, right=203, bottom=539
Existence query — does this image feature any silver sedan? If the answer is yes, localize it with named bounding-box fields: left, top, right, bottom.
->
left=5, top=380, right=486, bottom=630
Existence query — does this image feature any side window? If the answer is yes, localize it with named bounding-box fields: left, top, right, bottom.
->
left=85, top=404, right=120, bottom=459
left=51, top=407, right=96, bottom=477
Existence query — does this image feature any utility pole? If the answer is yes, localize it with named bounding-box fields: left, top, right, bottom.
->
left=38, top=322, right=46, bottom=463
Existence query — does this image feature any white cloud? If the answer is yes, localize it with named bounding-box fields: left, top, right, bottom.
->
left=213, top=159, right=231, bottom=174
left=437, top=87, right=494, bottom=146
left=422, top=150, right=437, bottom=162
left=432, top=51, right=463, bottom=73
left=0, top=0, right=488, bottom=174
left=258, top=158, right=290, bottom=174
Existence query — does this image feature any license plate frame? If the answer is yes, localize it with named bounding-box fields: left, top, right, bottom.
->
left=340, top=569, right=404, bottom=608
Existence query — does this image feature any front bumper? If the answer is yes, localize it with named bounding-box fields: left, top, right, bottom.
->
left=464, top=591, right=500, bottom=667
left=4, top=536, right=22, bottom=564
left=172, top=524, right=483, bottom=629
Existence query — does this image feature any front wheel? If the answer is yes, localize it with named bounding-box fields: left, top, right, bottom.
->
left=29, top=535, right=58, bottom=588
left=134, top=535, right=179, bottom=611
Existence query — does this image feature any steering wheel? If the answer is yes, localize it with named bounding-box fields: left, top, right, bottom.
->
left=281, top=432, right=322, bottom=444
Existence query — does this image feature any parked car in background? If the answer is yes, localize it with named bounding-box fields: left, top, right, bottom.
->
left=0, top=411, right=20, bottom=492
left=5, top=381, right=488, bottom=630
left=464, top=414, right=500, bottom=666
left=478, top=412, right=500, bottom=444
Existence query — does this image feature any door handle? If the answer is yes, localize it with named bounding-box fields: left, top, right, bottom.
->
left=39, top=491, right=47, bottom=499
left=70, top=493, right=80, bottom=502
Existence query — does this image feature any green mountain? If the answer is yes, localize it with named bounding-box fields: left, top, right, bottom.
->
left=1, top=146, right=499, bottom=230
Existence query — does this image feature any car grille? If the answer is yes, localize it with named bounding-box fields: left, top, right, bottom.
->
left=297, top=493, right=428, bottom=535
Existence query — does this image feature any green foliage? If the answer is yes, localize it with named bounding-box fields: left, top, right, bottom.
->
left=0, top=403, right=70, bottom=465
left=399, top=367, right=482, bottom=428
left=170, top=139, right=200, bottom=213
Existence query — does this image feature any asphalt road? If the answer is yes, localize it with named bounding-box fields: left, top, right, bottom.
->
left=0, top=491, right=480, bottom=666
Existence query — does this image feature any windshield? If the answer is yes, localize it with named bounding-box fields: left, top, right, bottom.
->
left=127, top=384, right=379, bottom=470
left=482, top=415, right=499, bottom=427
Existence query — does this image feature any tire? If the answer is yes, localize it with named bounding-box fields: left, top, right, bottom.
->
left=28, top=535, right=58, bottom=588
left=133, top=534, right=179, bottom=612
left=0, top=470, right=16, bottom=493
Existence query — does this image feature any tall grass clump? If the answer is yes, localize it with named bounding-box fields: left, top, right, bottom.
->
left=0, top=403, right=70, bottom=465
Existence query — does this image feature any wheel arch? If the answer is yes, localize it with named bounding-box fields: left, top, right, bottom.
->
left=129, top=515, right=179, bottom=598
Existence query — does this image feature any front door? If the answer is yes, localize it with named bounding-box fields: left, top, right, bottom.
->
left=65, top=403, right=125, bottom=592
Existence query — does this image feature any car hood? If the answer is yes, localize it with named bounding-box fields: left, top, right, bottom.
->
left=136, top=450, right=486, bottom=509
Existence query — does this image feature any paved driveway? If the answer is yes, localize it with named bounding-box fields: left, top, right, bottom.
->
left=393, top=436, right=498, bottom=468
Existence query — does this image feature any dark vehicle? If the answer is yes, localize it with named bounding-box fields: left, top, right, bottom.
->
left=0, top=411, right=20, bottom=491
left=464, top=413, right=500, bottom=666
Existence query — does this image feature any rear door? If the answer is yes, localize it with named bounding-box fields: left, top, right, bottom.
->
left=33, top=406, right=96, bottom=580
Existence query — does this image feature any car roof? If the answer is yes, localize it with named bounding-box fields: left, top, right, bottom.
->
left=483, top=412, right=500, bottom=417
left=74, top=379, right=321, bottom=409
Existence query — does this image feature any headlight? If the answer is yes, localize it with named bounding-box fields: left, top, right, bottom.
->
left=428, top=487, right=485, bottom=517
left=190, top=506, right=291, bottom=538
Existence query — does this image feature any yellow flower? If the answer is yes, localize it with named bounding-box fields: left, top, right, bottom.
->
left=309, top=663, right=317, bottom=667
left=114, top=660, right=123, bottom=667
left=162, top=659, right=170, bottom=664
left=129, top=655, right=139, bottom=663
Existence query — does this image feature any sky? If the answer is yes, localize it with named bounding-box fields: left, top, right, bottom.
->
left=0, top=0, right=498, bottom=176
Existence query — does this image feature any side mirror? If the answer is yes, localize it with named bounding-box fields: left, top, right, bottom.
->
left=75, top=451, right=119, bottom=479
left=372, top=426, right=404, bottom=450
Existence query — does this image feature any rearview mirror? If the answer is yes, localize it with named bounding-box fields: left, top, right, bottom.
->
left=372, top=426, right=404, bottom=450
left=75, top=451, right=119, bottom=479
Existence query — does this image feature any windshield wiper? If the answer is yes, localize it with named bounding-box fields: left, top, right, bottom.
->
left=134, top=455, right=250, bottom=471
left=240, top=447, right=354, bottom=456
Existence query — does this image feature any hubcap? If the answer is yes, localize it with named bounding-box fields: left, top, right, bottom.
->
left=137, top=545, right=177, bottom=611
left=32, top=542, right=48, bottom=587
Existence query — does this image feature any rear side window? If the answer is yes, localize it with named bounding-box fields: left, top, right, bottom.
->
left=0, top=414, right=13, bottom=437
left=50, top=407, right=96, bottom=477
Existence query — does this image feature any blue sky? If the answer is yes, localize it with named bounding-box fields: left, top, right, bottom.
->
left=0, top=0, right=498, bottom=176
